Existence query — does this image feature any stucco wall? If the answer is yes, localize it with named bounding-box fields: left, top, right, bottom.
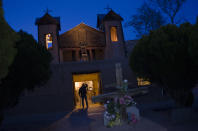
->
left=5, top=58, right=137, bottom=116
left=104, top=21, right=126, bottom=59
left=38, top=24, right=59, bottom=64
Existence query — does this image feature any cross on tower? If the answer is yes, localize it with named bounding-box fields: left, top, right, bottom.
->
left=104, top=4, right=112, bottom=12
left=44, top=8, right=52, bottom=14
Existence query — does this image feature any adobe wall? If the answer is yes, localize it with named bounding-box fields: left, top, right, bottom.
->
left=5, top=58, right=137, bottom=116
left=38, top=24, right=59, bottom=64
left=104, top=21, right=126, bottom=59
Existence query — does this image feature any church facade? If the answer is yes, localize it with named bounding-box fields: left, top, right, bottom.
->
left=6, top=10, right=139, bottom=115
left=35, top=10, right=127, bottom=63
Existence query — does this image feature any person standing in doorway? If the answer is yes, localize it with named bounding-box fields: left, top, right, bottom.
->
left=79, top=83, right=88, bottom=109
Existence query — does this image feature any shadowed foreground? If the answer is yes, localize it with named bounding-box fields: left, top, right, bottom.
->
left=1, top=105, right=198, bottom=131
left=41, top=106, right=167, bottom=131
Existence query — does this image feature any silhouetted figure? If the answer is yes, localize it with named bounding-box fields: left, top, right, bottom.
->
left=79, top=83, right=88, bottom=109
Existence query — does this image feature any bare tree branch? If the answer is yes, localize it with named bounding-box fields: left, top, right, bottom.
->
left=127, top=2, right=166, bottom=37
left=150, top=0, right=186, bottom=24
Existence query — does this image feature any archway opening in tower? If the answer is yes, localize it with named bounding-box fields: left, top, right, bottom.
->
left=72, top=72, right=101, bottom=109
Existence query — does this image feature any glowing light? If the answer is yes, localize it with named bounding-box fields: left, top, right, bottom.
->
left=110, top=27, right=118, bottom=42
left=46, top=34, right=53, bottom=49
left=72, top=73, right=101, bottom=108
left=137, top=77, right=151, bottom=86
left=75, top=82, right=81, bottom=88
left=74, top=81, right=93, bottom=91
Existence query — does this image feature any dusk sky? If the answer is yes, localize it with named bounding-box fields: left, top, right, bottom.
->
left=2, top=0, right=198, bottom=41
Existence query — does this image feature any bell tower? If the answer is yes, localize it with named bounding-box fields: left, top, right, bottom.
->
left=35, top=13, right=61, bottom=64
left=98, top=10, right=127, bottom=59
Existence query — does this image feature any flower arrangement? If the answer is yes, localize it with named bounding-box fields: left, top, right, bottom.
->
left=104, top=100, right=121, bottom=127
left=118, top=95, right=136, bottom=107
left=104, top=95, right=137, bottom=127
left=131, top=113, right=138, bottom=123
left=104, top=111, right=116, bottom=121
left=103, top=79, right=139, bottom=127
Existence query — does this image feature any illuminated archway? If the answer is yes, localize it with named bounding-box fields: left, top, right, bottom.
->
left=72, top=72, right=101, bottom=108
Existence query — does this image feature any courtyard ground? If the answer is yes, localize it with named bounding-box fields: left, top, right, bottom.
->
left=1, top=85, right=198, bottom=131
left=1, top=103, right=198, bottom=131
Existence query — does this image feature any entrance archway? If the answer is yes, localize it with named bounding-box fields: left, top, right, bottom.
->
left=72, top=72, right=101, bottom=109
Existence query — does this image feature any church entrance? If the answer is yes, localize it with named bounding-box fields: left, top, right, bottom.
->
left=72, top=72, right=101, bottom=109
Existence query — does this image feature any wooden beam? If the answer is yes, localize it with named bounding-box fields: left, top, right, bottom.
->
left=92, top=87, right=149, bottom=103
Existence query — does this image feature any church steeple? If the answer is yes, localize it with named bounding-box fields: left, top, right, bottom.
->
left=35, top=13, right=61, bottom=30
left=35, top=13, right=61, bottom=64
left=102, top=10, right=127, bottom=59
left=103, top=10, right=123, bottom=21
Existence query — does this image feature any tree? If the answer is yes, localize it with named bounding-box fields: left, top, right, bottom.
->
left=0, top=0, right=18, bottom=123
left=0, top=0, right=18, bottom=80
left=0, top=31, right=52, bottom=123
left=128, top=0, right=186, bottom=37
left=150, top=0, right=186, bottom=24
left=189, top=18, right=198, bottom=67
left=127, top=2, right=166, bottom=37
left=130, top=23, right=198, bottom=107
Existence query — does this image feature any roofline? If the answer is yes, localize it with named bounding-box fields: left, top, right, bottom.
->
left=60, top=22, right=104, bottom=36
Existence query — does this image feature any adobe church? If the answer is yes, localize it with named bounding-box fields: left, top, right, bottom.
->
left=6, top=10, right=142, bottom=115
left=35, top=10, right=127, bottom=63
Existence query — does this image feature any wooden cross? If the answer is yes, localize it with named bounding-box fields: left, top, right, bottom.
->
left=92, top=62, right=149, bottom=123
left=104, top=4, right=112, bottom=12
left=115, top=63, right=123, bottom=88
left=104, top=63, right=123, bottom=89
left=92, top=62, right=149, bottom=103
left=92, top=87, right=149, bottom=103
left=44, top=8, right=52, bottom=14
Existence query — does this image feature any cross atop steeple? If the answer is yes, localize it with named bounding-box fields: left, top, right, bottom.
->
left=44, top=8, right=52, bottom=14
left=104, top=4, right=112, bottom=12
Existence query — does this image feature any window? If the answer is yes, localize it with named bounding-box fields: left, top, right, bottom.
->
left=137, top=77, right=151, bottom=86
left=46, top=34, right=53, bottom=49
left=110, top=27, right=118, bottom=42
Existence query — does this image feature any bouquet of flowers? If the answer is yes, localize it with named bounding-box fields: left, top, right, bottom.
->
left=104, top=111, right=116, bottom=121
left=104, top=100, right=121, bottom=127
left=115, top=95, right=136, bottom=108
left=103, top=79, right=139, bottom=127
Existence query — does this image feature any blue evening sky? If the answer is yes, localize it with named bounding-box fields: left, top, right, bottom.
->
left=2, top=0, right=198, bottom=41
